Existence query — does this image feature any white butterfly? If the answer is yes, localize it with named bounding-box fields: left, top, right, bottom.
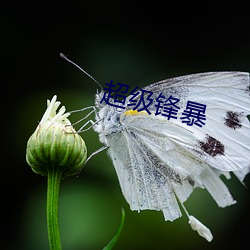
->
left=90, top=72, right=250, bottom=241
left=61, top=53, right=250, bottom=242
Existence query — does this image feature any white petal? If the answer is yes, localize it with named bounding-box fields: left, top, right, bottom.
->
left=188, top=215, right=213, bottom=242
left=40, top=95, right=58, bottom=123
left=40, top=95, right=71, bottom=125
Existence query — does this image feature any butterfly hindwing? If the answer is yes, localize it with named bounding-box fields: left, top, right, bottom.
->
left=107, top=123, right=182, bottom=221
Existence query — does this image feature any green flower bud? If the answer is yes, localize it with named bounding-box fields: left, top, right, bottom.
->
left=26, top=95, right=87, bottom=178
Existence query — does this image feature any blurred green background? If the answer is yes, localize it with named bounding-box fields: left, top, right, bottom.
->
left=2, top=2, right=250, bottom=250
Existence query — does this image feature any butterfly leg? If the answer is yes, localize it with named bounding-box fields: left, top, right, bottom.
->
left=85, top=145, right=108, bottom=165
left=77, top=145, right=108, bottom=176
left=70, top=106, right=96, bottom=125
left=77, top=119, right=97, bottom=132
left=68, top=106, right=101, bottom=132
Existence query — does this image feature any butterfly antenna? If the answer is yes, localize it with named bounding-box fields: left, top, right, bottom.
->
left=60, top=53, right=103, bottom=91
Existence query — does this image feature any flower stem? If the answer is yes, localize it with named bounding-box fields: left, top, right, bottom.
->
left=47, top=165, right=63, bottom=250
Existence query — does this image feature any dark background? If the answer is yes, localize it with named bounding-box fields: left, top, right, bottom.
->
left=2, top=1, right=250, bottom=250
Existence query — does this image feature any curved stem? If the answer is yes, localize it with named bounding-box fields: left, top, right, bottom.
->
left=47, top=166, right=63, bottom=250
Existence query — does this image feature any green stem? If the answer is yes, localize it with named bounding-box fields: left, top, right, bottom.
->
left=47, top=165, right=63, bottom=250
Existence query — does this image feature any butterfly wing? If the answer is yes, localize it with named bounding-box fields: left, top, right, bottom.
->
left=105, top=72, right=249, bottom=221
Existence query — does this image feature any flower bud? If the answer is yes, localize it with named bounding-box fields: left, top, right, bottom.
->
left=26, top=95, right=87, bottom=178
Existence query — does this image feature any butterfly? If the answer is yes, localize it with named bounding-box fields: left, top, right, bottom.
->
left=61, top=55, right=250, bottom=241
left=93, top=72, right=250, bottom=241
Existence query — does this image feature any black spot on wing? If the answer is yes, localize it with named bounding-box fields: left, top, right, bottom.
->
left=199, top=135, right=225, bottom=157
left=224, top=111, right=243, bottom=130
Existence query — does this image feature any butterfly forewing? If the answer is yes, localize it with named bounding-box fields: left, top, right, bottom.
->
left=124, top=72, right=250, bottom=172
